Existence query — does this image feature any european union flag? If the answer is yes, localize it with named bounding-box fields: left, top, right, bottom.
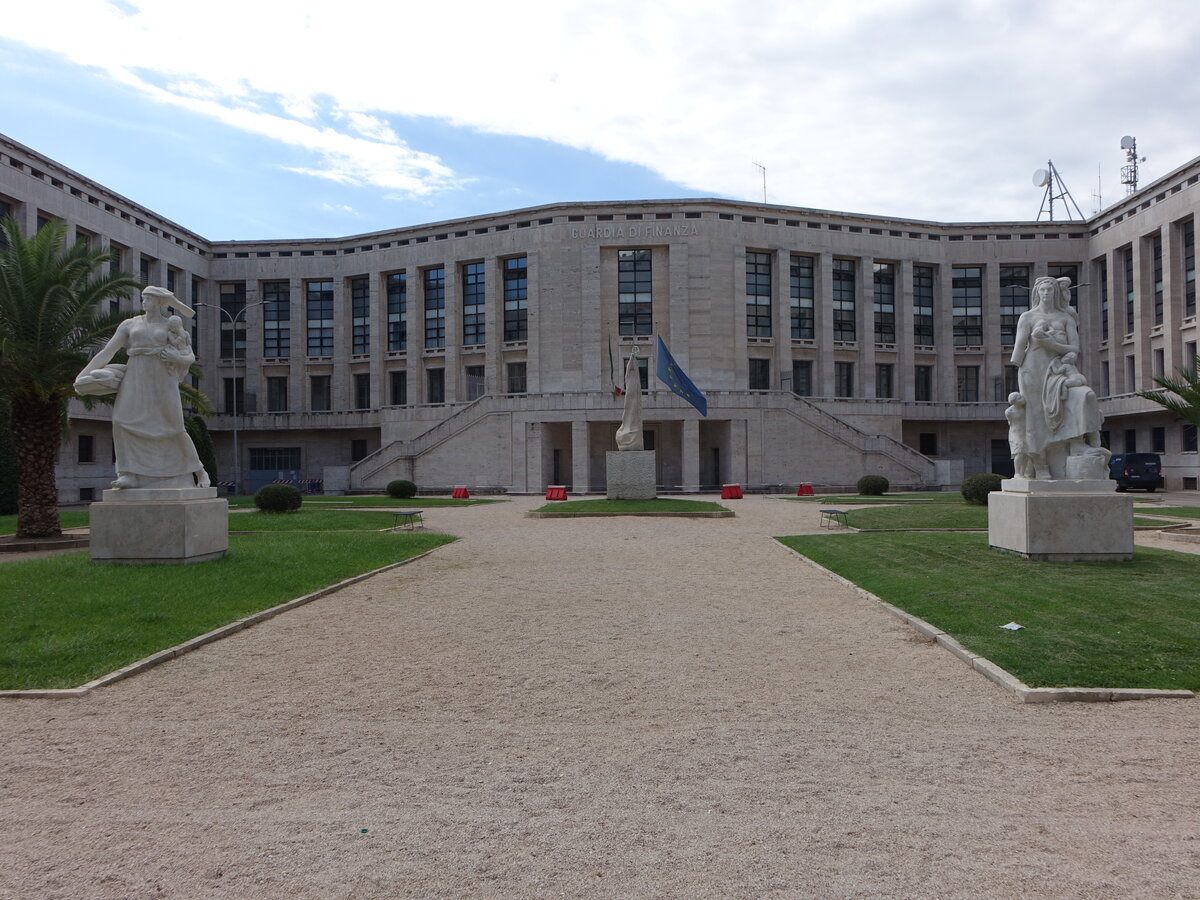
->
left=656, top=335, right=707, bottom=416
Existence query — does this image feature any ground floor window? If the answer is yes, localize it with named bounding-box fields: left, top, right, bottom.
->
left=507, top=362, right=527, bottom=394
left=354, top=373, right=371, bottom=410
left=1184, top=424, right=1198, bottom=452
left=310, top=375, right=331, bottom=411
left=834, top=362, right=854, bottom=398
left=1152, top=426, right=1166, bottom=453
left=267, top=376, right=288, bottom=412
left=77, top=434, right=94, bottom=464
left=250, top=447, right=301, bottom=470
left=914, top=365, right=933, bottom=401
left=465, top=365, right=485, bottom=401
left=427, top=368, right=445, bottom=404
left=390, top=370, right=407, bottom=405
left=351, top=438, right=368, bottom=462
left=749, top=358, right=770, bottom=390
left=875, top=363, right=893, bottom=399
left=956, top=366, right=979, bottom=402
left=919, top=432, right=937, bottom=455
left=792, top=360, right=812, bottom=397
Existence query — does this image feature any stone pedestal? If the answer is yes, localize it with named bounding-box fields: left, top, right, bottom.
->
left=988, top=479, right=1133, bottom=562
left=90, top=487, right=229, bottom=564
left=606, top=450, right=657, bottom=500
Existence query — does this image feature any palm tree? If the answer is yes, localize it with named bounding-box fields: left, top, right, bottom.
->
left=1138, top=366, right=1200, bottom=430
left=0, top=217, right=141, bottom=538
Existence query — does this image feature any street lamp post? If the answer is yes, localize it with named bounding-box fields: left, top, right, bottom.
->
left=195, top=299, right=264, bottom=495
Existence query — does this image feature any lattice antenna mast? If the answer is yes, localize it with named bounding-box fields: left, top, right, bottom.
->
left=1120, top=135, right=1146, bottom=195
left=1034, top=160, right=1084, bottom=221
left=752, top=161, right=766, bottom=203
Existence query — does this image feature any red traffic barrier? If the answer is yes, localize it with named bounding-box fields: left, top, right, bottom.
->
left=545, top=485, right=567, bottom=501
left=452, top=486, right=470, bottom=499
left=797, top=483, right=814, bottom=496
left=721, top=483, right=743, bottom=500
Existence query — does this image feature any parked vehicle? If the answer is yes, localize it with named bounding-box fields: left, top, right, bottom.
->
left=1109, top=453, right=1165, bottom=492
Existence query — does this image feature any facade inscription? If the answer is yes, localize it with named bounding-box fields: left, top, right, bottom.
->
left=570, top=223, right=701, bottom=239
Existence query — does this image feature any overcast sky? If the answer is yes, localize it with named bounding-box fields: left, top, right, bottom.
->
left=2, top=0, right=1199, bottom=241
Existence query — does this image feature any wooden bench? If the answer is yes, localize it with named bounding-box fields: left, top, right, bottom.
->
left=819, top=509, right=849, bottom=529
left=391, top=509, right=424, bottom=531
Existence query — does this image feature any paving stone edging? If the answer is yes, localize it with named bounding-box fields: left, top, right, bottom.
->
left=0, top=547, right=445, bottom=700
left=777, top=542, right=1195, bottom=704
left=527, top=510, right=734, bottom=519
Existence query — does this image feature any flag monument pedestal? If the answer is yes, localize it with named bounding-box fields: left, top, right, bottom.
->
left=606, top=451, right=656, bottom=500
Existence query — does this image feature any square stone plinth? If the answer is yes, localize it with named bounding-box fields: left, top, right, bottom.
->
left=988, top=489, right=1133, bottom=561
left=606, top=450, right=657, bottom=500
left=90, top=497, right=229, bottom=564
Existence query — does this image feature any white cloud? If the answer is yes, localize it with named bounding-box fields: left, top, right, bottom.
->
left=4, top=0, right=1200, bottom=218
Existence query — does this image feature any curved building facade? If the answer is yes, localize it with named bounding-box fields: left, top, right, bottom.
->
left=2, top=132, right=1196, bottom=497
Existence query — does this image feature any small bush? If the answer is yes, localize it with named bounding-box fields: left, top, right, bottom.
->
left=857, top=475, right=889, bottom=496
left=386, top=479, right=418, bottom=499
left=255, top=484, right=303, bottom=513
left=961, top=473, right=1003, bottom=505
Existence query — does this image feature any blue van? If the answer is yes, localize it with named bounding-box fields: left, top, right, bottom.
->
left=1109, top=453, right=1164, bottom=492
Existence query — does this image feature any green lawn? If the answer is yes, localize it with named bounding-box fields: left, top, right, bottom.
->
left=793, top=491, right=960, bottom=504
left=778, top=531, right=1200, bottom=690
left=1141, top=506, right=1200, bottom=520
left=843, top=504, right=1168, bottom=531
left=535, top=498, right=728, bottom=514
left=226, top=495, right=499, bottom=509
left=0, top=530, right=455, bottom=690
left=0, top=511, right=90, bottom=536
left=230, top=509, right=420, bottom=531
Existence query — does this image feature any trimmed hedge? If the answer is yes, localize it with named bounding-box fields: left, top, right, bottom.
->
left=856, top=475, right=890, bottom=496
left=961, top=472, right=1003, bottom=505
left=255, top=483, right=303, bottom=513
left=386, top=479, right=418, bottom=499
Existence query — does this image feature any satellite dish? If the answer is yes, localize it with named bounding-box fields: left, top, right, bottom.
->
left=1033, top=168, right=1050, bottom=187
left=1120, top=135, right=1136, bottom=150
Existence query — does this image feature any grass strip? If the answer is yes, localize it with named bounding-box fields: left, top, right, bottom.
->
left=1141, top=506, right=1200, bottom=519
left=778, top=531, right=1200, bottom=690
left=0, top=530, right=455, bottom=690
left=844, top=505, right=1168, bottom=531
left=792, top=492, right=960, bottom=504
left=227, top=495, right=499, bottom=509
left=230, top=509, right=420, bottom=532
left=535, top=498, right=727, bottom=514
left=0, top=511, right=90, bottom=536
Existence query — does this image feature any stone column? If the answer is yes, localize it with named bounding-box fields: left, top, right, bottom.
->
left=682, top=418, right=700, bottom=492
left=571, top=420, right=589, bottom=493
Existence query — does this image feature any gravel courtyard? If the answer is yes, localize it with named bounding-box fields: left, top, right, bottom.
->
left=2, top=495, right=1198, bottom=898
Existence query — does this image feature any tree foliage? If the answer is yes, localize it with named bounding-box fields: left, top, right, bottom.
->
left=1138, top=366, right=1200, bottom=430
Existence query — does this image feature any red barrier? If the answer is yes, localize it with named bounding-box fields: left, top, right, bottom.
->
left=545, top=485, right=567, bottom=501
left=721, top=484, right=743, bottom=500
left=797, top=483, right=814, bottom=496
left=452, top=486, right=470, bottom=499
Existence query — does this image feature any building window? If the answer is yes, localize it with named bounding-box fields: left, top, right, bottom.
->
left=1124, top=247, right=1135, bottom=334
left=1048, top=263, right=1079, bottom=308
left=109, top=241, right=125, bottom=279
left=465, top=364, right=485, bottom=400
left=462, top=261, right=485, bottom=346
left=1184, top=424, right=1198, bottom=453
left=1097, top=257, right=1109, bottom=341
left=1154, top=348, right=1165, bottom=378
left=875, top=363, right=894, bottom=398
left=351, top=439, right=368, bottom=462
left=999, top=265, right=1029, bottom=345
left=165, top=266, right=176, bottom=293
left=1101, top=361, right=1110, bottom=397
left=1184, top=219, right=1196, bottom=318
left=77, top=434, right=94, bottom=464
left=1187, top=341, right=1198, bottom=374
left=390, top=370, right=408, bottom=405
left=423, top=267, right=446, bottom=349
left=746, top=251, right=772, bottom=337
left=219, top=282, right=246, bottom=358
left=914, top=364, right=933, bottom=401
left=267, top=376, right=288, bottom=412
left=913, top=265, right=935, bottom=345
left=262, top=281, right=290, bottom=358
left=311, top=375, right=331, bottom=411
left=191, top=277, right=202, bottom=355
left=503, top=256, right=528, bottom=341
left=624, top=356, right=649, bottom=391
left=1149, top=236, right=1164, bottom=326
left=1126, top=355, right=1136, bottom=393
left=224, top=377, right=245, bottom=414
left=353, top=373, right=370, bottom=410
left=350, top=276, right=370, bottom=355
left=956, top=365, right=979, bottom=401
left=427, top=367, right=445, bottom=404
left=1124, top=429, right=1137, bottom=453
left=790, top=255, right=815, bottom=340
left=832, top=259, right=856, bottom=342
left=250, top=447, right=301, bottom=471
left=79, top=487, right=95, bottom=502
left=306, top=280, right=334, bottom=356
left=139, top=255, right=152, bottom=285
left=386, top=272, right=407, bottom=352
left=1151, top=426, right=1166, bottom=454
left=952, top=266, right=983, bottom=347
left=618, top=249, right=652, bottom=336
left=834, top=361, right=854, bottom=397
left=1004, top=365, right=1019, bottom=397
left=506, top=361, right=527, bottom=394
left=749, top=358, right=770, bottom=390
left=873, top=262, right=895, bottom=343
left=792, top=360, right=813, bottom=397
left=919, top=432, right=938, bottom=455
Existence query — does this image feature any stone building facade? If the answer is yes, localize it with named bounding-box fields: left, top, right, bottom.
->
left=1, top=132, right=1196, bottom=497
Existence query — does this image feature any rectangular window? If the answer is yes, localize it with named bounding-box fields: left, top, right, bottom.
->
left=913, top=265, right=935, bottom=345
left=1125, top=247, right=1135, bottom=334
left=165, top=266, right=176, bottom=293
left=306, top=280, right=334, bottom=356
left=1124, top=429, right=1137, bottom=453
left=952, top=266, right=983, bottom=347
left=223, top=377, right=245, bottom=414
left=427, top=367, right=445, bottom=404
left=79, top=487, right=94, bottom=502
left=748, top=358, right=770, bottom=390
left=78, top=434, right=94, bottom=464
left=1048, top=264, right=1079, bottom=308
left=1184, top=219, right=1196, bottom=318
left=351, top=439, right=368, bottom=462
left=139, top=255, right=152, bottom=286
left=465, top=364, right=485, bottom=400
left=1154, top=348, right=1165, bottom=378
left=506, top=361, right=527, bottom=394
left=1004, top=365, right=1019, bottom=397
left=250, top=447, right=301, bottom=471
left=1126, top=355, right=1136, bottom=392
left=792, top=360, right=813, bottom=397
left=999, top=265, right=1029, bottom=344
left=919, top=432, right=938, bottom=455
left=462, top=261, right=485, bottom=345
left=351, top=276, right=370, bottom=355
left=1101, top=361, right=1110, bottom=397
left=503, top=256, right=528, bottom=341
left=618, top=249, right=652, bottom=336
left=353, top=373, right=370, bottom=410
left=423, top=267, right=446, bottom=349
left=219, top=282, right=246, bottom=358
left=262, top=281, right=290, bottom=359
left=834, top=361, right=854, bottom=398
left=1149, top=236, right=1164, bottom=326
left=873, top=262, right=895, bottom=343
left=875, top=363, right=894, bottom=398
left=386, top=272, right=407, bottom=352
left=956, top=365, right=979, bottom=402
left=914, top=364, right=933, bottom=401
left=746, top=251, right=772, bottom=337
left=191, top=277, right=202, bottom=356
left=390, top=370, right=408, bottom=406
left=266, top=377, right=288, bottom=412
left=1187, top=341, right=1198, bottom=374
left=1184, top=424, right=1198, bottom=453
left=110, top=241, right=125, bottom=279
left=1097, top=257, right=1109, bottom=341
left=311, top=375, right=331, bottom=411
left=832, top=259, right=856, bottom=342
left=626, top=356, right=649, bottom=391
left=1151, top=426, right=1166, bottom=454
left=790, top=255, right=815, bottom=339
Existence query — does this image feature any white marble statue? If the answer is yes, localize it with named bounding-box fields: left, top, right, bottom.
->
left=614, top=346, right=644, bottom=451
left=75, top=286, right=210, bottom=490
left=1008, top=276, right=1109, bottom=480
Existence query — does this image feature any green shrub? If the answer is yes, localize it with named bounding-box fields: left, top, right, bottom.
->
left=961, top=472, right=1003, bottom=505
left=386, top=479, right=418, bottom=499
left=856, top=475, right=889, bottom=496
left=184, top=414, right=218, bottom=487
left=255, top=484, right=302, bottom=513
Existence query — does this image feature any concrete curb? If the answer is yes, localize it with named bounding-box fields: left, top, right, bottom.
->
left=527, top=510, right=734, bottom=519
left=775, top=541, right=1195, bottom=704
left=0, top=546, right=446, bottom=700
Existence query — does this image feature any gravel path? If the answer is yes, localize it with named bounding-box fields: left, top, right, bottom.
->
left=2, top=496, right=1198, bottom=899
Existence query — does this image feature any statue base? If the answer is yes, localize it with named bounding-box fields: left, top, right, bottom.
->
left=90, top=488, right=228, bottom=564
left=606, top=451, right=657, bottom=500
left=988, top=480, right=1133, bottom=561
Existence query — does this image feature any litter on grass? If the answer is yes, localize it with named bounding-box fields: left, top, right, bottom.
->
left=999, top=622, right=1024, bottom=631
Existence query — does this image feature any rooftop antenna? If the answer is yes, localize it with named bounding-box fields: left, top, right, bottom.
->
left=1091, top=163, right=1103, bottom=215
left=1034, top=160, right=1084, bottom=221
left=752, top=161, right=766, bottom=203
left=1120, top=135, right=1146, bottom=194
